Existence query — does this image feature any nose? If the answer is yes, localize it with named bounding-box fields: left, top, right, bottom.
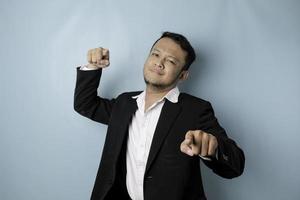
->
left=155, top=58, right=164, bottom=69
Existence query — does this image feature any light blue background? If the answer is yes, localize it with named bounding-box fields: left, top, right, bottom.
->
left=1, top=0, right=299, bottom=199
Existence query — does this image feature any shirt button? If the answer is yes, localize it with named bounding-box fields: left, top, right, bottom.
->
left=223, top=154, right=229, bottom=161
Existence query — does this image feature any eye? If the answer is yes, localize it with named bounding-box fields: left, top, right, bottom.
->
left=151, top=52, right=159, bottom=57
left=167, top=59, right=176, bottom=65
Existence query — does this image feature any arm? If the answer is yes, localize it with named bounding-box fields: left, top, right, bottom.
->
left=73, top=47, right=114, bottom=125
left=197, top=102, right=245, bottom=178
left=74, top=67, right=115, bottom=125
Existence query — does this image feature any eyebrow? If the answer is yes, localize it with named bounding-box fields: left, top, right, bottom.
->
left=152, top=48, right=180, bottom=62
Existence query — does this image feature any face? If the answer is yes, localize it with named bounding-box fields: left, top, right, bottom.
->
left=143, top=37, right=189, bottom=90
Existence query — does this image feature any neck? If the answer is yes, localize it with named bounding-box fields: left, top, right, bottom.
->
left=143, top=84, right=175, bottom=112
left=145, top=85, right=174, bottom=100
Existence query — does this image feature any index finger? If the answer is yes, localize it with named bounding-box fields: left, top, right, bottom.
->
left=183, top=137, right=193, bottom=146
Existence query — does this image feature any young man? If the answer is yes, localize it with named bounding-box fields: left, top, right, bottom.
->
left=74, top=32, right=245, bottom=200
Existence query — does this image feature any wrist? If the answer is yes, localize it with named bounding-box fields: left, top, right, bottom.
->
left=86, top=64, right=100, bottom=70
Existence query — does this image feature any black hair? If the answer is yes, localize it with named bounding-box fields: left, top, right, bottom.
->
left=151, top=31, right=196, bottom=70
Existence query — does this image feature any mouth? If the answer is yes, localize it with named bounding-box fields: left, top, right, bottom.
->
left=150, top=68, right=164, bottom=75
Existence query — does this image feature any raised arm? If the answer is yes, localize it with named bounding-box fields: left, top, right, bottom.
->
left=73, top=47, right=115, bottom=125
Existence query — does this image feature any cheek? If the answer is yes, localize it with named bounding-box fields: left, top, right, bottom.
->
left=144, top=58, right=153, bottom=67
left=163, top=63, right=174, bottom=72
left=144, top=59, right=152, bottom=73
left=165, top=68, right=181, bottom=80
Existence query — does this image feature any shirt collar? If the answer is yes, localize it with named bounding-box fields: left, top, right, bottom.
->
left=132, top=86, right=180, bottom=103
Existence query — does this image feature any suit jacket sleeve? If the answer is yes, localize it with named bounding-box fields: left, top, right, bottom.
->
left=197, top=101, right=245, bottom=179
left=73, top=66, right=115, bottom=125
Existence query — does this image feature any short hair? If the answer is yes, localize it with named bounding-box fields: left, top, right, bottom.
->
left=151, top=31, right=196, bottom=70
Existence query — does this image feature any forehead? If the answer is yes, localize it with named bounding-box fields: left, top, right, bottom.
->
left=152, top=37, right=187, bottom=61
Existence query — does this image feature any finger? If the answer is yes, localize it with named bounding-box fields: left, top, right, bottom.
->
left=200, top=133, right=209, bottom=156
left=184, top=131, right=195, bottom=146
left=180, top=141, right=193, bottom=156
left=184, top=137, right=193, bottom=147
left=91, top=49, right=98, bottom=63
left=191, top=130, right=203, bottom=155
left=96, top=48, right=103, bottom=65
left=185, top=130, right=194, bottom=141
left=208, top=136, right=218, bottom=156
left=87, top=49, right=92, bottom=63
left=99, top=59, right=110, bottom=67
left=102, top=48, right=109, bottom=60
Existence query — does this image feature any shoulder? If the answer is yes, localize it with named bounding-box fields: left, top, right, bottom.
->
left=179, top=92, right=212, bottom=107
left=178, top=93, right=216, bottom=117
left=178, top=93, right=216, bottom=114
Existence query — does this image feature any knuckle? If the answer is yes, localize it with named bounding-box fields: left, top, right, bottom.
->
left=185, top=131, right=192, bottom=138
left=196, top=131, right=202, bottom=139
left=197, top=130, right=203, bottom=137
left=212, top=137, right=217, bottom=142
left=210, top=136, right=217, bottom=143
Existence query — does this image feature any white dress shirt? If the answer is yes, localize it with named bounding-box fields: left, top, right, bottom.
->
left=126, top=87, right=180, bottom=200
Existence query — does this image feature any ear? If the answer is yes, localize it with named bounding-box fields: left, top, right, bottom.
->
left=179, top=70, right=189, bottom=81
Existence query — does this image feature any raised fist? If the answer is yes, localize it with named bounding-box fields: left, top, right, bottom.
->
left=86, top=47, right=110, bottom=69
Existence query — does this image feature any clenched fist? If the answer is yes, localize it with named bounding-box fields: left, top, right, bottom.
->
left=86, top=47, right=110, bottom=69
left=180, top=130, right=218, bottom=157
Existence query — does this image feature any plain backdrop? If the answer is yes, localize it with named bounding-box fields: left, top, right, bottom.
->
left=1, top=0, right=299, bottom=199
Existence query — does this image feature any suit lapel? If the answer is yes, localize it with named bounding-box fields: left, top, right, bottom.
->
left=145, top=99, right=182, bottom=174
left=113, top=95, right=138, bottom=159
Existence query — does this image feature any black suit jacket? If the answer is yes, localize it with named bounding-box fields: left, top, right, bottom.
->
left=74, top=67, right=245, bottom=200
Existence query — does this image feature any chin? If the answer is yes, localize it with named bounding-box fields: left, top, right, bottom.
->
left=144, top=78, right=173, bottom=90
left=144, top=76, right=161, bottom=86
left=144, top=77, right=159, bottom=85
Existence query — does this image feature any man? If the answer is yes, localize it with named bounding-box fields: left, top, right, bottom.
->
left=74, top=32, right=245, bottom=200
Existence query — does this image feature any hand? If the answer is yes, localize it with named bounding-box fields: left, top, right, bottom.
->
left=86, top=47, right=110, bottom=69
left=180, top=130, right=218, bottom=157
